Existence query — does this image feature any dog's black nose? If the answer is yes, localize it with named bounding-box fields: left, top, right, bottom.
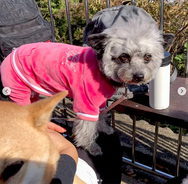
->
left=133, top=73, right=144, bottom=82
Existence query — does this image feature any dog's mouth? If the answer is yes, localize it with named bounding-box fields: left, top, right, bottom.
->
left=128, top=80, right=145, bottom=85
left=110, top=76, right=145, bottom=87
left=110, top=77, right=147, bottom=88
left=110, top=79, right=146, bottom=88
left=110, top=79, right=126, bottom=87
left=121, top=73, right=146, bottom=85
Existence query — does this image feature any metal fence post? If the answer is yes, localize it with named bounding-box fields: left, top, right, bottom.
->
left=132, top=115, right=136, bottom=163
left=84, top=0, right=89, bottom=25
left=185, top=40, right=188, bottom=77
left=47, top=0, right=56, bottom=41
left=132, top=0, right=136, bottom=6
left=64, top=0, right=73, bottom=44
left=160, top=0, right=164, bottom=32
left=106, top=0, right=110, bottom=8
left=176, top=128, right=183, bottom=177
left=152, top=121, right=159, bottom=171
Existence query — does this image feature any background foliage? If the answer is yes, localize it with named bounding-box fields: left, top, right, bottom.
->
left=36, top=0, right=188, bottom=76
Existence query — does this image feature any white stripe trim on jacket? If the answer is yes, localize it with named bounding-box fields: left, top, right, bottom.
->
left=12, top=49, right=51, bottom=95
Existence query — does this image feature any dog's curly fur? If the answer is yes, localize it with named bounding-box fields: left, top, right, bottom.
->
left=73, top=115, right=114, bottom=155
left=87, top=19, right=164, bottom=85
left=72, top=6, right=174, bottom=155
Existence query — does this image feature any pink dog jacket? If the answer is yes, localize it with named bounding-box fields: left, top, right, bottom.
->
left=1, top=42, right=116, bottom=121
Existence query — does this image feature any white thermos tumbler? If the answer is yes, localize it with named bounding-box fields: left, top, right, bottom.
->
left=149, top=51, right=171, bottom=110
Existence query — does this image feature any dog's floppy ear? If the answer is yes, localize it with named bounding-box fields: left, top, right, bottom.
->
left=87, top=33, right=107, bottom=59
left=26, top=91, right=68, bottom=127
left=163, top=33, right=175, bottom=50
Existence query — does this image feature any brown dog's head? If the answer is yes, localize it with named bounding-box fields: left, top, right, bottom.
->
left=0, top=91, right=68, bottom=184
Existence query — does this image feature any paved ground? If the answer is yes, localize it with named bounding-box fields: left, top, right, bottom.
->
left=121, top=173, right=145, bottom=184
left=115, top=113, right=188, bottom=184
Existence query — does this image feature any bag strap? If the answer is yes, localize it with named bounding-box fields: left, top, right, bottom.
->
left=99, top=87, right=127, bottom=117
left=52, top=86, right=128, bottom=122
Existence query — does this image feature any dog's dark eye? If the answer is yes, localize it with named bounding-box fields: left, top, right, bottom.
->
left=2, top=161, right=24, bottom=181
left=119, top=53, right=131, bottom=63
left=144, top=54, right=152, bottom=62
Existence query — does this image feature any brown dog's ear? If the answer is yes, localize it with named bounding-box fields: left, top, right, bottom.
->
left=163, top=33, right=175, bottom=50
left=26, top=91, right=68, bottom=127
left=87, top=33, right=107, bottom=59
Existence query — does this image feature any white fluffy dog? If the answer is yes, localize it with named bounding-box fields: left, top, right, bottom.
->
left=73, top=5, right=174, bottom=155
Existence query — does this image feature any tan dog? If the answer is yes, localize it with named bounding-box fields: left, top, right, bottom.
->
left=0, top=91, right=68, bottom=184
